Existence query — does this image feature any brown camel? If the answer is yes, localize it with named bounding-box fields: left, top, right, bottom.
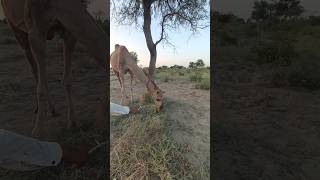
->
left=110, top=44, right=164, bottom=112
left=1, top=0, right=108, bottom=136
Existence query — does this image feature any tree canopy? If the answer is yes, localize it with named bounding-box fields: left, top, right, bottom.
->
left=251, top=0, right=304, bottom=21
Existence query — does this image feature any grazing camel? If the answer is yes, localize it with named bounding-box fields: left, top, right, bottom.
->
left=1, top=0, right=108, bottom=136
left=110, top=44, right=164, bottom=112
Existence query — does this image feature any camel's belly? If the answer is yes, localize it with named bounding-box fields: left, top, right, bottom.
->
left=1, top=0, right=30, bottom=32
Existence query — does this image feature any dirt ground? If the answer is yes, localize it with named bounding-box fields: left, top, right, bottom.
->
left=0, top=24, right=107, bottom=179
left=212, top=62, right=320, bottom=180
left=110, top=71, right=210, bottom=172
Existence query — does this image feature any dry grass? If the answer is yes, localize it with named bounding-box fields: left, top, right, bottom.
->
left=110, top=100, right=203, bottom=179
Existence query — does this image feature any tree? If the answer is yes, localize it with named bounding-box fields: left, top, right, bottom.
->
left=251, top=0, right=272, bottom=22
left=251, top=0, right=304, bottom=21
left=112, top=0, right=209, bottom=78
left=272, top=0, right=304, bottom=20
left=189, top=59, right=205, bottom=68
left=130, top=51, right=139, bottom=64
left=195, top=59, right=205, bottom=68
left=189, top=62, right=195, bottom=69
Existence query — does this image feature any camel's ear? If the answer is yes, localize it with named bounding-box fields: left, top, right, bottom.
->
left=115, top=44, right=120, bottom=50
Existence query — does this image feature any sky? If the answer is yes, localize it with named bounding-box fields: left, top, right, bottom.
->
left=214, top=0, right=320, bottom=19
left=110, top=14, right=210, bottom=67
left=110, top=2, right=210, bottom=68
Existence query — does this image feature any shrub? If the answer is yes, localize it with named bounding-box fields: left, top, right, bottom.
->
left=189, top=72, right=203, bottom=82
left=287, top=60, right=320, bottom=90
left=195, top=78, right=210, bottom=90
left=270, top=60, right=320, bottom=90
left=251, top=31, right=297, bottom=66
left=219, top=31, right=238, bottom=47
left=178, top=71, right=185, bottom=76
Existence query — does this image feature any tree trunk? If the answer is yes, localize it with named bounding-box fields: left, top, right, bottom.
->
left=142, top=1, right=157, bottom=78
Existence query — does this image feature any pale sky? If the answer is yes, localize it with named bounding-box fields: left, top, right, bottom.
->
left=110, top=4, right=210, bottom=67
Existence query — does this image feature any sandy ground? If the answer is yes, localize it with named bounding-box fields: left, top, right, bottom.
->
left=212, top=62, right=320, bottom=180
left=110, top=72, right=210, bottom=171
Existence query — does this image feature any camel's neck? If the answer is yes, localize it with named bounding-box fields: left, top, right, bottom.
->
left=127, top=63, right=156, bottom=92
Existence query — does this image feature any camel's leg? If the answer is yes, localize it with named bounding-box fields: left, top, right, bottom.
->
left=119, top=72, right=126, bottom=105
left=129, top=70, right=134, bottom=104
left=113, top=70, right=121, bottom=86
left=28, top=28, right=48, bottom=137
left=26, top=4, right=52, bottom=136
left=7, top=22, right=57, bottom=116
left=62, top=30, right=77, bottom=128
left=113, top=70, right=123, bottom=104
left=54, top=2, right=108, bottom=69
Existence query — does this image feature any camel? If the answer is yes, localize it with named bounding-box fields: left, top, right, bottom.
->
left=110, top=44, right=164, bottom=112
left=1, top=0, right=108, bottom=136
left=142, top=67, right=150, bottom=77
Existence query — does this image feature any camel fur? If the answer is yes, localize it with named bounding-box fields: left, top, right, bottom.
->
left=110, top=44, right=164, bottom=112
left=1, top=0, right=108, bottom=136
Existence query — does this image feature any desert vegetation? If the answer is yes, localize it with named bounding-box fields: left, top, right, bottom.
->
left=213, top=0, right=320, bottom=90
left=213, top=0, right=320, bottom=179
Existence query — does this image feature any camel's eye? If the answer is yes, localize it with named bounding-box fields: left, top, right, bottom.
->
left=156, top=98, right=161, bottom=101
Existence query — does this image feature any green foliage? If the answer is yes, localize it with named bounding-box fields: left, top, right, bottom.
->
left=130, top=51, right=139, bottom=64
left=160, top=73, right=172, bottom=82
left=170, top=65, right=185, bottom=69
left=195, top=78, right=210, bottom=90
left=189, top=59, right=205, bottom=69
left=287, top=60, right=320, bottom=90
left=251, top=0, right=304, bottom=21
left=251, top=0, right=272, bottom=22
left=157, top=65, right=168, bottom=70
left=251, top=31, right=297, bottom=66
left=308, top=16, right=320, bottom=26
left=218, top=31, right=238, bottom=46
left=189, top=72, right=203, bottom=82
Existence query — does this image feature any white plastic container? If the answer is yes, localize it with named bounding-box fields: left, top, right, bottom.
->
left=110, top=102, right=130, bottom=116
left=0, top=129, right=62, bottom=171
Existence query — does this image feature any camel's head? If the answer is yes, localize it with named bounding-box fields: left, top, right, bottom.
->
left=147, top=80, right=165, bottom=112
left=151, top=88, right=165, bottom=112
